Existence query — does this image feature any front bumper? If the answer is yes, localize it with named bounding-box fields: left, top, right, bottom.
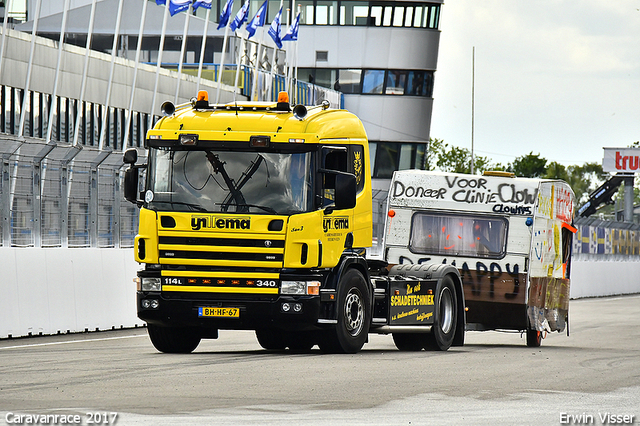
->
left=137, top=291, right=323, bottom=331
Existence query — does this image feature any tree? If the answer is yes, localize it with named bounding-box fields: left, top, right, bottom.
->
left=427, top=138, right=493, bottom=174
left=510, top=152, right=548, bottom=178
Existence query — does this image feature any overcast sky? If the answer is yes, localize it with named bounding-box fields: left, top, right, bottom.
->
left=430, top=0, right=640, bottom=168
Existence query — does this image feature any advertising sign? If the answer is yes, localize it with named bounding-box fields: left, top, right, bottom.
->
left=603, top=147, right=640, bottom=173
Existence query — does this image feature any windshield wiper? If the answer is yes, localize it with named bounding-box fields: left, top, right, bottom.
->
left=215, top=203, right=277, bottom=214
left=205, top=151, right=248, bottom=211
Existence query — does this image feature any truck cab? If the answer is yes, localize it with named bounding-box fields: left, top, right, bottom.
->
left=124, top=92, right=466, bottom=354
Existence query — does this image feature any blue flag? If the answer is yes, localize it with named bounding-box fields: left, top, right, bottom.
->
left=193, top=0, right=212, bottom=10
left=169, top=0, right=191, bottom=16
left=282, top=12, right=300, bottom=42
left=246, top=0, right=267, bottom=39
left=267, top=6, right=283, bottom=49
left=230, top=0, right=250, bottom=31
left=217, top=0, right=234, bottom=29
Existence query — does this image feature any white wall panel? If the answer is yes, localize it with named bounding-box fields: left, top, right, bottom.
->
left=0, top=248, right=143, bottom=339
left=570, top=259, right=640, bottom=299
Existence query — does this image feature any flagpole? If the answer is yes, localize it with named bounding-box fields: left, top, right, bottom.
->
left=45, top=0, right=70, bottom=144
left=18, top=0, right=42, bottom=138
left=174, top=4, right=192, bottom=104
left=268, top=1, right=283, bottom=101
left=251, top=27, right=265, bottom=101
left=150, top=2, right=170, bottom=129
left=269, top=43, right=277, bottom=100
left=233, top=30, right=246, bottom=101
left=284, top=7, right=290, bottom=94
left=282, top=7, right=300, bottom=104
left=215, top=22, right=231, bottom=104
left=294, top=6, right=299, bottom=104
left=98, top=0, right=124, bottom=151
left=123, top=0, right=149, bottom=149
left=73, top=0, right=97, bottom=147
left=196, top=7, right=211, bottom=94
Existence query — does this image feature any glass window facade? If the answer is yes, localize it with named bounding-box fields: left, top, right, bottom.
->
left=298, top=68, right=434, bottom=97
left=371, top=142, right=427, bottom=179
left=287, top=1, right=440, bottom=29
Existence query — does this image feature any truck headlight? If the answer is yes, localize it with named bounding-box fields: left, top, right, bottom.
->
left=281, top=280, right=321, bottom=295
left=141, top=277, right=162, bottom=292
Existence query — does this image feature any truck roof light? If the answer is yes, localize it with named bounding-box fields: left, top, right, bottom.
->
left=195, top=90, right=209, bottom=108
left=388, top=209, right=396, bottom=218
left=276, top=91, right=291, bottom=112
left=250, top=136, right=270, bottom=147
left=179, top=134, right=198, bottom=145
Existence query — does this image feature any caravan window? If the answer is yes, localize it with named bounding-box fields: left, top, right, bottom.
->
left=409, top=213, right=508, bottom=259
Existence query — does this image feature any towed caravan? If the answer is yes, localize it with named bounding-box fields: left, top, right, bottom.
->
left=383, top=170, right=576, bottom=346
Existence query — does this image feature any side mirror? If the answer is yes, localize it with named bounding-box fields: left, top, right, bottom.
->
left=123, top=148, right=138, bottom=164
left=334, top=173, right=356, bottom=210
left=123, top=167, right=139, bottom=204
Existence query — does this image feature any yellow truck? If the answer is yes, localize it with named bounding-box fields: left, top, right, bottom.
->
left=123, top=91, right=466, bottom=353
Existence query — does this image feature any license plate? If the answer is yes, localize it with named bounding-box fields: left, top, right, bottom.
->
left=198, top=307, right=240, bottom=318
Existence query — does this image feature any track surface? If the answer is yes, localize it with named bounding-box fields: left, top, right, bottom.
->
left=1, top=295, right=639, bottom=425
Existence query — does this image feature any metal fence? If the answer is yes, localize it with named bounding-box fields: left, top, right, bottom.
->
left=573, top=216, right=640, bottom=259
left=0, top=81, right=146, bottom=248
left=0, top=137, right=140, bottom=248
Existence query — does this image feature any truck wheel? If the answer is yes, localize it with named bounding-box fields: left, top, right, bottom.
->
left=147, top=324, right=201, bottom=353
left=526, top=329, right=542, bottom=347
left=318, top=269, right=370, bottom=354
left=392, top=333, right=423, bottom=351
left=255, top=329, right=287, bottom=351
left=423, top=275, right=457, bottom=351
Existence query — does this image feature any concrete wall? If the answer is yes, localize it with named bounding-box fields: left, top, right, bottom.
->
left=0, top=248, right=142, bottom=339
left=570, top=257, right=640, bottom=299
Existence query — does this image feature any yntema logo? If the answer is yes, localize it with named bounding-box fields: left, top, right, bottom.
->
left=191, top=215, right=251, bottom=231
left=323, top=217, right=349, bottom=233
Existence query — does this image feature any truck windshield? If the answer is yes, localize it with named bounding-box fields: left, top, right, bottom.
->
left=145, top=148, right=315, bottom=215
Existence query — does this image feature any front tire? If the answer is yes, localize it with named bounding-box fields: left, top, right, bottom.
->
left=318, top=269, right=371, bottom=354
left=255, top=329, right=287, bottom=351
left=147, top=324, right=201, bottom=353
left=423, top=275, right=457, bottom=351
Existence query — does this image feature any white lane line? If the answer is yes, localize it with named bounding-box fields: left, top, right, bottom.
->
left=0, top=333, right=147, bottom=350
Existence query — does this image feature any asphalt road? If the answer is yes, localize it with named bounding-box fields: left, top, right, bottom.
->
left=1, top=295, right=639, bottom=426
